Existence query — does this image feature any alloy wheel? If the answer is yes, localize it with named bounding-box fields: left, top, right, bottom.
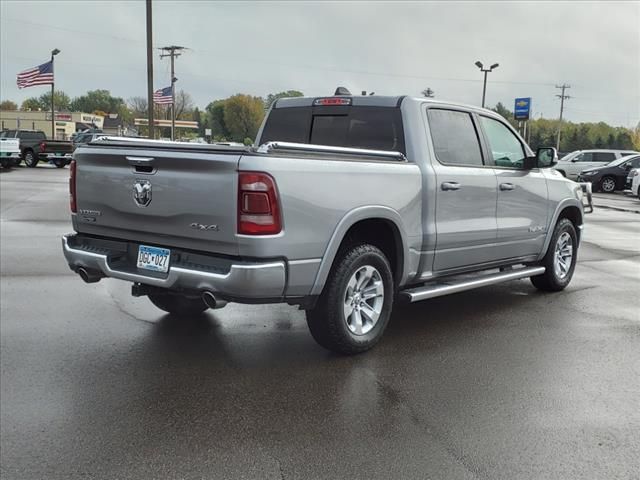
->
left=554, top=232, right=573, bottom=279
left=343, top=265, right=384, bottom=335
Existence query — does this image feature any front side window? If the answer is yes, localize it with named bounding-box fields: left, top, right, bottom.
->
left=427, top=109, right=483, bottom=166
left=577, top=153, right=593, bottom=162
left=480, top=116, right=526, bottom=168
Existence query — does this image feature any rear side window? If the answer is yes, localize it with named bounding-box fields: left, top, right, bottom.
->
left=593, top=152, right=616, bottom=162
left=427, top=109, right=483, bottom=166
left=259, top=106, right=405, bottom=154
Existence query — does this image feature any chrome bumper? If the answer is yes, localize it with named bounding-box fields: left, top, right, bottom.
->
left=46, top=153, right=72, bottom=161
left=61, top=234, right=286, bottom=299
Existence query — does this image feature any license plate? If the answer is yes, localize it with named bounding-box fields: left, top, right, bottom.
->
left=137, top=245, right=170, bottom=273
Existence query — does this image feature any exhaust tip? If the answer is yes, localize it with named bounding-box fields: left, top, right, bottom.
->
left=202, top=291, right=227, bottom=310
left=77, top=267, right=102, bottom=284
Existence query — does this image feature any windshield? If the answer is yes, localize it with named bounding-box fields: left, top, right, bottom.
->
left=607, top=155, right=637, bottom=167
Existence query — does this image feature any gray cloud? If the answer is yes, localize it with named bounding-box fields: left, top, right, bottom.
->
left=1, top=0, right=638, bottom=127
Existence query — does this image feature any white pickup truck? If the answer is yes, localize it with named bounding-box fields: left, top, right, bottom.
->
left=0, top=136, right=21, bottom=168
left=62, top=92, right=592, bottom=354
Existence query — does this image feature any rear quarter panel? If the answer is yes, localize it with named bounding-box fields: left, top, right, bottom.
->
left=238, top=154, right=422, bottom=295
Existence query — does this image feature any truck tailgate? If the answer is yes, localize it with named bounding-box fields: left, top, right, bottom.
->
left=73, top=145, right=241, bottom=256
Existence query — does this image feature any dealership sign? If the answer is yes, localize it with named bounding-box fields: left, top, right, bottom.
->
left=514, top=98, right=531, bottom=120
left=45, top=113, right=73, bottom=121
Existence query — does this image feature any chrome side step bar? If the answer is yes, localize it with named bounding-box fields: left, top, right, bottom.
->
left=401, top=266, right=545, bottom=303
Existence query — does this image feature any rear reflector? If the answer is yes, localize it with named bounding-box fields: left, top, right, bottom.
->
left=69, top=160, right=77, bottom=213
left=238, top=172, right=281, bottom=235
left=313, top=97, right=352, bottom=106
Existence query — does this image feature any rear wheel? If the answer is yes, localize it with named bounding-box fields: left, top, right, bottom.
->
left=531, top=218, right=577, bottom=292
left=53, top=159, right=66, bottom=168
left=148, top=293, right=208, bottom=316
left=306, top=243, right=394, bottom=355
left=24, top=150, right=38, bottom=168
left=599, top=176, right=616, bottom=193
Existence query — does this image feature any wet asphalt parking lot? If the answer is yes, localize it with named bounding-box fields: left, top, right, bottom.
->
left=1, top=165, right=639, bottom=480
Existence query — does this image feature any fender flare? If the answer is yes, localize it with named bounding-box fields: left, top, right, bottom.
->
left=309, top=206, right=410, bottom=296
left=538, top=198, right=584, bottom=261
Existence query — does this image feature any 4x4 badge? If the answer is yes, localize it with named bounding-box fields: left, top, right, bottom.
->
left=133, top=179, right=152, bottom=207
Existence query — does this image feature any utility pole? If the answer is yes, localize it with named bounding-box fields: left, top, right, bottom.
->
left=555, top=84, right=571, bottom=151
left=159, top=45, right=186, bottom=141
left=50, top=48, right=60, bottom=139
left=146, top=0, right=154, bottom=139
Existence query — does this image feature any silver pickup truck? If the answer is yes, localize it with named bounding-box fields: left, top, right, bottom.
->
left=62, top=94, right=591, bottom=354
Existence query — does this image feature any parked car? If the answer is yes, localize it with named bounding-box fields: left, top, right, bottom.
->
left=0, top=135, right=21, bottom=168
left=1, top=129, right=73, bottom=168
left=627, top=168, right=640, bottom=198
left=577, top=154, right=640, bottom=192
left=72, top=132, right=107, bottom=150
left=62, top=93, right=590, bottom=354
left=554, top=149, right=639, bottom=180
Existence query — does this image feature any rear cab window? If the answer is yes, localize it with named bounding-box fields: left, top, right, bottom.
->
left=426, top=108, right=484, bottom=166
left=259, top=102, right=406, bottom=155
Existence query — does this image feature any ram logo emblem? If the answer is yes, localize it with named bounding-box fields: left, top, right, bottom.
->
left=133, top=180, right=152, bottom=207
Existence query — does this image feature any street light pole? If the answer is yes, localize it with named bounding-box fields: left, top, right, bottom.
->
left=475, top=61, right=499, bottom=108
left=50, top=48, right=60, bottom=139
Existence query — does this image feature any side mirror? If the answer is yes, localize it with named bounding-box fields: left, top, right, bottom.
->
left=571, top=157, right=578, bottom=163
left=536, top=147, right=558, bottom=168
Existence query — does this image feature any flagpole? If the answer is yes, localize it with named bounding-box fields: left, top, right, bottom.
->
left=50, top=49, right=60, bottom=139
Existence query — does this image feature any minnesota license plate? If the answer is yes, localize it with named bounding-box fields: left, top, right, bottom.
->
left=137, top=245, right=170, bottom=273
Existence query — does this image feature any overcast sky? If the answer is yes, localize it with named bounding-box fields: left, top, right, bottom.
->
left=1, top=1, right=638, bottom=127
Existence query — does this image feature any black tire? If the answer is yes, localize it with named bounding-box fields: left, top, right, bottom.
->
left=148, top=293, right=208, bottom=316
left=599, top=176, right=616, bottom=193
left=306, top=243, right=394, bottom=355
left=53, top=159, right=66, bottom=168
left=531, top=218, right=578, bottom=292
left=24, top=150, right=38, bottom=168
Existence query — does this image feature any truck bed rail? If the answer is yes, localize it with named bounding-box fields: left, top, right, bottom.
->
left=256, top=141, right=407, bottom=162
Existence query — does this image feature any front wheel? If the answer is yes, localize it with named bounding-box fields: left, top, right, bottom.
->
left=306, top=244, right=394, bottom=355
left=24, top=150, right=38, bottom=168
left=531, top=218, right=578, bottom=292
left=148, top=292, right=208, bottom=316
left=599, top=176, right=616, bottom=193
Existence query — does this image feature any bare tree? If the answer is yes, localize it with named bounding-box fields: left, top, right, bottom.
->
left=174, top=90, right=194, bottom=120
left=127, top=96, right=148, bottom=117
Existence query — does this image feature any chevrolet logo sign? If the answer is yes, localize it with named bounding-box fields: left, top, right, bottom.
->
left=516, top=100, right=528, bottom=107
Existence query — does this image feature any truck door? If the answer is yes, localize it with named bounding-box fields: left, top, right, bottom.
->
left=426, top=107, right=499, bottom=271
left=477, top=115, right=548, bottom=259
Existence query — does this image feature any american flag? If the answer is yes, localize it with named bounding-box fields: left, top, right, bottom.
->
left=17, top=61, right=54, bottom=89
left=153, top=86, right=173, bottom=105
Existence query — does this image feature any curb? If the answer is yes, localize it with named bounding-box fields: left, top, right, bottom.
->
left=593, top=203, right=640, bottom=214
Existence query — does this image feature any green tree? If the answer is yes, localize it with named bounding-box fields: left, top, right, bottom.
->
left=491, top=102, right=518, bottom=128
left=71, top=89, right=125, bottom=114
left=205, top=99, right=230, bottom=139
left=0, top=100, right=18, bottom=110
left=264, top=90, right=303, bottom=110
left=20, top=91, right=70, bottom=111
left=224, top=94, right=265, bottom=142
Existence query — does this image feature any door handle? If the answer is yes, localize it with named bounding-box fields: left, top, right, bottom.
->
left=441, top=182, right=461, bottom=191
left=126, top=156, right=155, bottom=166
left=500, top=183, right=515, bottom=191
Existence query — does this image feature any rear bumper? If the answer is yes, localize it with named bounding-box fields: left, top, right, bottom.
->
left=44, top=153, right=72, bottom=162
left=61, top=233, right=286, bottom=299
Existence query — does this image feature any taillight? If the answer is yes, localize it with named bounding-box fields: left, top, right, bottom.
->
left=238, top=172, right=281, bottom=235
left=69, top=160, right=77, bottom=213
left=312, top=97, right=352, bottom=106
left=40, top=141, right=47, bottom=152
